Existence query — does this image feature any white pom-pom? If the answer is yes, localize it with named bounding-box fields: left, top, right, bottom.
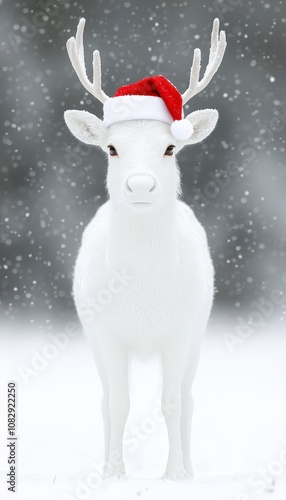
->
left=170, top=119, right=193, bottom=140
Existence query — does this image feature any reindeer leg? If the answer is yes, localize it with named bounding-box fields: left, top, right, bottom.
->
left=89, top=337, right=111, bottom=466
left=180, top=331, right=205, bottom=478
left=100, top=339, right=130, bottom=478
left=180, top=365, right=196, bottom=478
left=161, top=341, right=186, bottom=480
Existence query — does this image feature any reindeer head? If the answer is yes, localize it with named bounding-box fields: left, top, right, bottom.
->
left=64, top=18, right=226, bottom=212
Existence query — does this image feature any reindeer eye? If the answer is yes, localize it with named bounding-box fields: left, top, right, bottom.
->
left=164, top=145, right=175, bottom=156
left=108, top=145, right=118, bottom=157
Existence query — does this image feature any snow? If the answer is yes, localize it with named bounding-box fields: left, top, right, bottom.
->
left=0, top=316, right=285, bottom=499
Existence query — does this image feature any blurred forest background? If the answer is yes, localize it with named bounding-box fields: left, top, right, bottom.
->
left=0, top=0, right=285, bottom=328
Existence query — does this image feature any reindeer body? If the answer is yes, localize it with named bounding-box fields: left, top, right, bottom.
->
left=74, top=196, right=214, bottom=355
left=64, top=19, right=226, bottom=479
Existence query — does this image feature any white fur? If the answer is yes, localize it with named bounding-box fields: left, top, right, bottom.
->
left=64, top=115, right=216, bottom=479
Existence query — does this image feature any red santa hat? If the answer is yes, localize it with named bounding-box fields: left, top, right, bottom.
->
left=103, top=75, right=193, bottom=140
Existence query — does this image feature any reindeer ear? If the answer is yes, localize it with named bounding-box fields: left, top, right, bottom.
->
left=64, top=110, right=107, bottom=146
left=183, top=109, right=219, bottom=145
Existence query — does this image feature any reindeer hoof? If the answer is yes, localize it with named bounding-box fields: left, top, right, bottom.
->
left=103, top=471, right=127, bottom=480
left=184, top=471, right=194, bottom=480
left=162, top=468, right=187, bottom=480
left=103, top=463, right=126, bottom=479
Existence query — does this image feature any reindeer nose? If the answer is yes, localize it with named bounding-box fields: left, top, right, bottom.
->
left=125, top=174, right=157, bottom=203
left=127, top=174, right=156, bottom=193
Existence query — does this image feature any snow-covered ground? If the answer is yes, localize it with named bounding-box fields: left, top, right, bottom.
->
left=0, top=315, right=285, bottom=499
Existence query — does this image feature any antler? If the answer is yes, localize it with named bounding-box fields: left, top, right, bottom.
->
left=182, top=18, right=227, bottom=105
left=66, top=18, right=109, bottom=103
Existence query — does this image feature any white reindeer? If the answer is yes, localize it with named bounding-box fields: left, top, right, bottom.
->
left=64, top=18, right=226, bottom=479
